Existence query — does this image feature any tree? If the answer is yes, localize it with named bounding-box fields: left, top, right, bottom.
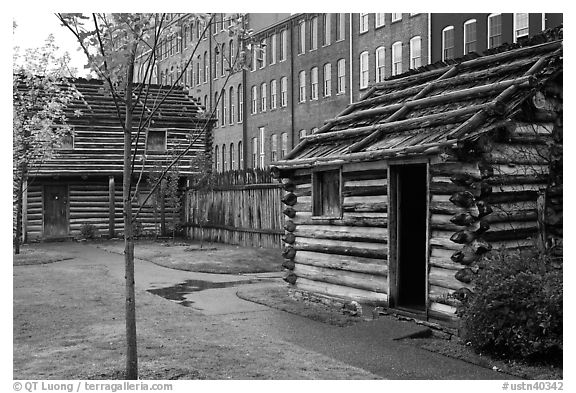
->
left=13, top=34, right=79, bottom=254
left=56, top=12, right=254, bottom=379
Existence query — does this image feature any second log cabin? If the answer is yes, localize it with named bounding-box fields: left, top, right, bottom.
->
left=271, top=32, right=563, bottom=327
left=21, top=78, right=212, bottom=241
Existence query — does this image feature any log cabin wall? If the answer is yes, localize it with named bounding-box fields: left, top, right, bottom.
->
left=26, top=177, right=178, bottom=240
left=283, top=160, right=390, bottom=305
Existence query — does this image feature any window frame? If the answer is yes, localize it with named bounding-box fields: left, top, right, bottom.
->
left=409, top=36, right=422, bottom=69
left=298, top=71, right=306, bottom=103
left=392, top=41, right=403, bottom=76
left=312, top=166, right=343, bottom=219
left=463, top=19, right=477, bottom=54
left=323, top=63, right=332, bottom=97
left=442, top=26, right=455, bottom=61
left=513, top=13, right=529, bottom=42
left=375, top=46, right=385, bottom=83
left=359, top=51, right=369, bottom=89
left=391, top=13, right=402, bottom=22
left=280, top=77, right=288, bottom=107
left=310, top=16, right=318, bottom=51
left=337, top=58, right=346, bottom=94
left=270, top=79, right=278, bottom=109
left=310, top=67, right=319, bottom=100
left=487, top=13, right=502, bottom=49
left=359, top=13, right=369, bottom=34
left=145, top=129, right=168, bottom=153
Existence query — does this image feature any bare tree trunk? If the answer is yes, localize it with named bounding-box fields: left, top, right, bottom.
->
left=14, top=168, right=24, bottom=255
left=124, top=54, right=138, bottom=380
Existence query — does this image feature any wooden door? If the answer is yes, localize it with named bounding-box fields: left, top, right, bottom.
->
left=43, top=185, right=69, bottom=238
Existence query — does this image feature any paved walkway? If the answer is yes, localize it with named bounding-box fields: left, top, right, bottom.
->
left=34, top=242, right=512, bottom=379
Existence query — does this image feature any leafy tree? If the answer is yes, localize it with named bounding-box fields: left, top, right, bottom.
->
left=56, top=12, right=254, bottom=379
left=13, top=34, right=80, bottom=254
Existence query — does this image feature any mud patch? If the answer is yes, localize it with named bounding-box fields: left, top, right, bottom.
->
left=148, top=279, right=263, bottom=306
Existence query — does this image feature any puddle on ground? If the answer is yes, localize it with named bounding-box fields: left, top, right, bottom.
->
left=147, top=279, right=262, bottom=307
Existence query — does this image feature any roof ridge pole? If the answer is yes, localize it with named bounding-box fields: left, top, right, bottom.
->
left=446, top=50, right=557, bottom=139
left=347, top=64, right=459, bottom=153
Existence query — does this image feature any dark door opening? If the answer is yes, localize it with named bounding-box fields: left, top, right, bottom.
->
left=391, top=164, right=427, bottom=311
left=43, top=185, right=69, bottom=238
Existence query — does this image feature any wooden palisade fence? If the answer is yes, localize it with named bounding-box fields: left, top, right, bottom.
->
left=186, top=169, right=284, bottom=248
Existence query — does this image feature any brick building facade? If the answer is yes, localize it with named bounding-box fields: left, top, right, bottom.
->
left=135, top=12, right=562, bottom=172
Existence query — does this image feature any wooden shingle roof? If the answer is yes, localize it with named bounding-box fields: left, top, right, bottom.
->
left=276, top=36, right=562, bottom=169
left=26, top=78, right=210, bottom=177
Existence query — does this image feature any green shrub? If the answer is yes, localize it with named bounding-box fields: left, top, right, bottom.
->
left=79, top=223, right=99, bottom=239
left=132, top=220, right=144, bottom=238
left=459, top=249, right=562, bottom=364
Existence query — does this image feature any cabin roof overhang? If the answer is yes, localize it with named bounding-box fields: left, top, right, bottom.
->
left=272, top=35, right=562, bottom=173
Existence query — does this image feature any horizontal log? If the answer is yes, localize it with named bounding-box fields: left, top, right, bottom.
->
left=295, top=277, right=388, bottom=306
left=294, top=250, right=388, bottom=276
left=293, top=212, right=388, bottom=227
left=343, top=195, right=387, bottom=213
left=429, top=266, right=473, bottom=291
left=294, top=263, right=388, bottom=293
left=429, top=255, right=463, bottom=271
left=430, top=162, right=483, bottom=178
left=429, top=302, right=457, bottom=316
left=294, top=225, right=387, bottom=243
left=489, top=164, right=548, bottom=177
left=428, top=294, right=461, bottom=308
left=484, top=143, right=550, bottom=165
left=295, top=237, right=388, bottom=259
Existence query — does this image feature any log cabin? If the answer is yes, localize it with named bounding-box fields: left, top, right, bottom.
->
left=270, top=33, right=563, bottom=327
left=20, top=78, right=211, bottom=241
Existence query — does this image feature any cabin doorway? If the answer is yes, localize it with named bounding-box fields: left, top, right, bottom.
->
left=43, top=185, right=69, bottom=238
left=389, top=164, right=428, bottom=312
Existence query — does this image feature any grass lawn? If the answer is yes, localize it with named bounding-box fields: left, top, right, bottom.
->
left=95, top=239, right=282, bottom=274
left=13, top=246, right=73, bottom=266
left=13, top=255, right=377, bottom=380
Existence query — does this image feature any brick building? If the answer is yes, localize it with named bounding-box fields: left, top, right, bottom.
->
left=136, top=12, right=562, bottom=172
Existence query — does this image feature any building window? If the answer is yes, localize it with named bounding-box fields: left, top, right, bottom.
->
left=375, top=13, right=385, bottom=28
left=203, top=51, right=208, bottom=83
left=169, top=35, right=174, bottom=56
left=336, top=13, right=345, bottom=41
left=270, top=33, right=277, bottom=64
left=222, top=144, right=227, bottom=172
left=392, top=41, right=402, bottom=76
left=252, top=137, right=258, bottom=168
left=271, top=134, right=278, bottom=162
left=359, top=13, right=369, bottom=33
left=391, top=13, right=402, bottom=22
left=259, top=127, right=265, bottom=168
left=312, top=169, right=342, bottom=218
left=337, top=58, right=346, bottom=94
left=229, top=86, right=235, bottom=124
left=323, top=63, right=332, bottom=97
left=251, top=85, right=258, bottom=114
left=514, top=13, right=529, bottom=42
left=230, top=143, right=235, bottom=170
left=375, top=46, right=385, bottom=83
left=220, top=42, right=226, bottom=76
left=214, top=92, right=220, bottom=127
left=281, top=132, right=288, bottom=158
left=195, top=58, right=201, bottom=85
left=229, top=39, right=235, bottom=66
left=221, top=90, right=227, bottom=126
left=271, top=79, right=277, bottom=109
left=442, top=26, right=455, bottom=61
left=323, top=14, right=331, bottom=46
left=280, top=77, right=288, bottom=107
left=260, top=82, right=267, bottom=112
left=464, top=19, right=477, bottom=54
left=298, top=129, right=306, bottom=141
left=183, top=26, right=188, bottom=48
left=410, top=36, right=422, bottom=69
left=238, top=83, right=244, bottom=123
left=311, top=67, right=318, bottom=100
left=359, top=51, right=369, bottom=89
left=299, top=71, right=306, bottom=103
left=280, top=29, right=287, bottom=61
left=214, top=45, right=219, bottom=79
left=175, top=32, right=181, bottom=54
left=259, top=38, right=266, bottom=68
left=488, top=13, right=502, bottom=49
left=238, top=141, right=243, bottom=169
left=298, top=20, right=306, bottom=54
left=215, top=145, right=220, bottom=172
left=310, top=16, right=318, bottom=51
